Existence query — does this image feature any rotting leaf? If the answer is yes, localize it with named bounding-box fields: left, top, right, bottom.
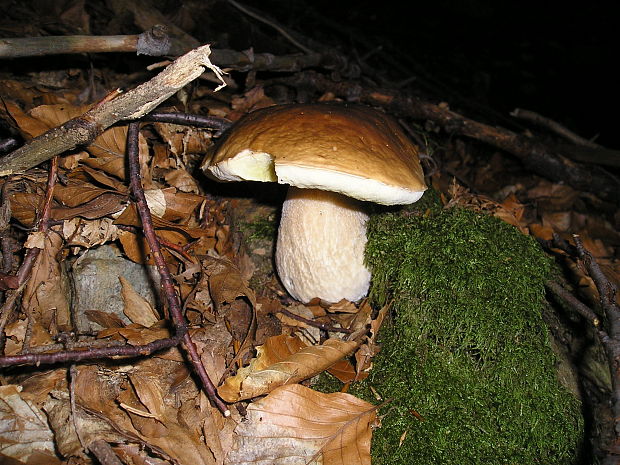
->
left=227, top=384, right=376, bottom=465
left=0, top=385, right=58, bottom=464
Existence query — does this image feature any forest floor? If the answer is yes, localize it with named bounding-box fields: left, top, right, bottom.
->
left=0, top=1, right=619, bottom=464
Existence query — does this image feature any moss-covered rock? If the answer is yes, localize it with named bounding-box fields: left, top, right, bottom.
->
left=348, top=196, right=583, bottom=464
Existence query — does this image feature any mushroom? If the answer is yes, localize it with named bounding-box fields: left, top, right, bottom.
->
left=203, top=103, right=426, bottom=303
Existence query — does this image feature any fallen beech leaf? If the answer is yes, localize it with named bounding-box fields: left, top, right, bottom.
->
left=144, top=189, right=167, bottom=218
left=165, top=167, right=201, bottom=193
left=24, top=230, right=46, bottom=249
left=203, top=255, right=256, bottom=308
left=22, top=229, right=71, bottom=332
left=74, top=362, right=220, bottom=465
left=218, top=338, right=359, bottom=402
left=53, top=192, right=126, bottom=220
left=250, top=334, right=357, bottom=384
left=76, top=165, right=128, bottom=192
left=2, top=100, right=50, bottom=138
left=9, top=192, right=41, bottom=227
left=153, top=121, right=212, bottom=159
left=28, top=104, right=135, bottom=179
left=161, top=188, right=205, bottom=222
left=120, top=276, right=160, bottom=327
left=53, top=181, right=120, bottom=208
left=62, top=218, right=120, bottom=248
left=0, top=385, right=58, bottom=463
left=82, top=155, right=127, bottom=180
left=114, top=204, right=210, bottom=238
left=227, top=384, right=376, bottom=465
left=118, top=228, right=189, bottom=265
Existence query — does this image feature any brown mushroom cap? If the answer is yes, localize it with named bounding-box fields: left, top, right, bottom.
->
left=205, top=103, right=426, bottom=204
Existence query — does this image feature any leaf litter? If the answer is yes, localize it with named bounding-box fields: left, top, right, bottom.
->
left=0, top=2, right=618, bottom=464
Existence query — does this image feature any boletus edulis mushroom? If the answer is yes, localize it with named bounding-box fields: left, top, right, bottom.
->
left=203, top=103, right=426, bottom=303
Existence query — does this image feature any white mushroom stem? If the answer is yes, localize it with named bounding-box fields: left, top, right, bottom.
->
left=275, top=186, right=371, bottom=303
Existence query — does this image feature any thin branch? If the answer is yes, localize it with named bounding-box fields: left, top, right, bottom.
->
left=0, top=157, right=58, bottom=350
left=87, top=440, right=124, bottom=465
left=511, top=108, right=602, bottom=148
left=126, top=122, right=229, bottom=416
left=142, top=111, right=232, bottom=136
left=0, top=335, right=183, bottom=367
left=226, top=0, right=315, bottom=54
left=544, top=234, right=620, bottom=463
left=546, top=280, right=601, bottom=329
left=277, top=308, right=353, bottom=334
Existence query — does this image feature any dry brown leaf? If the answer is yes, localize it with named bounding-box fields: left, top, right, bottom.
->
left=0, top=385, right=58, bottom=464
left=9, top=192, right=41, bottom=227
left=203, top=255, right=256, bottom=309
left=114, top=203, right=210, bottom=238
left=164, top=168, right=201, bottom=194
left=229, top=86, right=275, bottom=117
left=24, top=230, right=46, bottom=249
left=74, top=165, right=128, bottom=192
left=85, top=309, right=126, bottom=328
left=117, top=229, right=189, bottom=265
left=53, top=181, right=120, bottom=208
left=1, top=100, right=50, bottom=138
left=114, top=323, right=171, bottom=346
left=152, top=121, right=212, bottom=159
left=44, top=392, right=125, bottom=459
left=74, top=362, right=220, bottom=465
left=22, top=229, right=71, bottom=333
left=227, top=384, right=376, bottom=465
left=160, top=188, right=204, bottom=222
left=127, top=373, right=166, bottom=423
left=27, top=103, right=135, bottom=180
left=0, top=80, right=41, bottom=108
left=54, top=192, right=127, bottom=220
left=120, top=276, right=160, bottom=327
left=81, top=155, right=127, bottom=180
left=276, top=304, right=321, bottom=344
left=62, top=217, right=120, bottom=248
left=218, top=338, right=359, bottom=402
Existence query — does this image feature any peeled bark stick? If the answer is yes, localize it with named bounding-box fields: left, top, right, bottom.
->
left=0, top=44, right=224, bottom=177
left=0, top=35, right=140, bottom=57
left=0, top=26, right=176, bottom=58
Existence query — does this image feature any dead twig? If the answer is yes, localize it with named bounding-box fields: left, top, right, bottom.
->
left=544, top=234, right=620, bottom=463
left=0, top=147, right=187, bottom=374
left=142, top=111, right=232, bottom=136
left=126, top=122, right=229, bottom=416
left=0, top=335, right=183, bottom=367
left=511, top=108, right=602, bottom=148
left=226, top=0, right=315, bottom=54
left=0, top=25, right=173, bottom=58
left=276, top=308, right=353, bottom=334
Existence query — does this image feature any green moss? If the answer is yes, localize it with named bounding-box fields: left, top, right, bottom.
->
left=239, top=214, right=278, bottom=242
left=349, top=196, right=583, bottom=464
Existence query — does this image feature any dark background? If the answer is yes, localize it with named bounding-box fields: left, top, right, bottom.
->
left=241, top=0, right=616, bottom=147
